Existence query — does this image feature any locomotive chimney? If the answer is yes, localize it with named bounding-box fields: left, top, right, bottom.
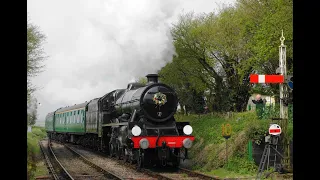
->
left=146, top=74, right=159, bottom=84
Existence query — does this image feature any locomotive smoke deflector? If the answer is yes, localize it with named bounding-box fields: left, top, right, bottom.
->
left=146, top=74, right=159, bottom=84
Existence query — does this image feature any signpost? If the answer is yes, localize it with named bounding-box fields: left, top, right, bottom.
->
left=257, top=124, right=284, bottom=179
left=222, top=123, right=232, bottom=165
left=250, top=30, right=292, bottom=170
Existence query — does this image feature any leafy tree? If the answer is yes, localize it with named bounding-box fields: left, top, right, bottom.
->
left=159, top=55, right=208, bottom=114
left=164, top=0, right=292, bottom=113
left=171, top=10, right=253, bottom=112
left=235, top=0, right=293, bottom=96
left=27, top=16, right=47, bottom=103
left=170, top=12, right=230, bottom=112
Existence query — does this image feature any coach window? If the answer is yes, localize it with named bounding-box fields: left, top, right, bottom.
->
left=82, top=110, right=85, bottom=122
left=76, top=113, right=79, bottom=124
left=69, top=112, right=71, bottom=124
left=74, top=111, right=76, bottom=123
left=81, top=110, right=84, bottom=123
left=77, top=110, right=80, bottom=123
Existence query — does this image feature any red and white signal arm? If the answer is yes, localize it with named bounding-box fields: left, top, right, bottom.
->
left=269, top=124, right=281, bottom=135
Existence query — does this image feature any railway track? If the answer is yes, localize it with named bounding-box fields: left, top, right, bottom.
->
left=40, top=139, right=75, bottom=179
left=40, top=139, right=123, bottom=180
left=64, top=142, right=221, bottom=180
left=39, top=140, right=60, bottom=180
left=42, top=139, right=253, bottom=180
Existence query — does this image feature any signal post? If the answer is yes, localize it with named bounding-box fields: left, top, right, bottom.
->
left=250, top=30, right=292, bottom=170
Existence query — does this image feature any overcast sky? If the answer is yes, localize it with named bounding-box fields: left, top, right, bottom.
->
left=27, top=0, right=236, bottom=123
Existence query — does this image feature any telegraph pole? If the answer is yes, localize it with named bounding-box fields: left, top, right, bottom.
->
left=278, top=30, right=290, bottom=168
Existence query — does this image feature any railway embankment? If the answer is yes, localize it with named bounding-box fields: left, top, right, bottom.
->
left=175, top=110, right=293, bottom=179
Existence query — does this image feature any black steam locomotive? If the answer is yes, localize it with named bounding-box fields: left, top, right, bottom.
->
left=45, top=74, right=195, bottom=168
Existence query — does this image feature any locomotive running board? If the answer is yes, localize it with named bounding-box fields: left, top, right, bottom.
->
left=102, top=122, right=128, bottom=127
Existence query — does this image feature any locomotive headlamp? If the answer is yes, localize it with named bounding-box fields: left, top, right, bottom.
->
left=132, top=125, right=141, bottom=136
left=183, top=138, right=193, bottom=149
left=139, top=138, right=149, bottom=149
left=183, top=125, right=193, bottom=135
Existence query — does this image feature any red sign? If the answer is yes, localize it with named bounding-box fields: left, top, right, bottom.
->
left=250, top=74, right=284, bottom=83
left=269, top=124, right=282, bottom=135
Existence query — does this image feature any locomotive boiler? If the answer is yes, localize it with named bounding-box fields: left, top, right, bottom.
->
left=45, top=74, right=195, bottom=168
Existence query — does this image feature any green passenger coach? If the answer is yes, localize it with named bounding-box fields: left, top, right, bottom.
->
left=54, top=102, right=88, bottom=133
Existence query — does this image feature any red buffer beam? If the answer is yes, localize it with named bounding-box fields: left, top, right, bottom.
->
left=250, top=74, right=284, bottom=83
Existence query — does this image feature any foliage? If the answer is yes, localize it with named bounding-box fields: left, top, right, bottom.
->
left=159, top=56, right=208, bottom=114
left=246, top=103, right=293, bottom=145
left=235, top=0, right=293, bottom=95
left=27, top=16, right=47, bottom=103
left=245, top=118, right=270, bottom=145
left=27, top=126, right=47, bottom=180
left=136, top=77, right=147, bottom=85
left=224, top=156, right=257, bottom=175
left=177, top=110, right=292, bottom=176
left=160, top=0, right=293, bottom=113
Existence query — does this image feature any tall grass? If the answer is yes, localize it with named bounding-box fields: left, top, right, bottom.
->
left=27, top=126, right=47, bottom=180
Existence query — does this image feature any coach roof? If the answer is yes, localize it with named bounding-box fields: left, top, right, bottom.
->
left=55, top=101, right=89, bottom=113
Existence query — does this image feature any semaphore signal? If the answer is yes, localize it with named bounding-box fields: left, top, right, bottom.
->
left=250, top=74, right=284, bottom=84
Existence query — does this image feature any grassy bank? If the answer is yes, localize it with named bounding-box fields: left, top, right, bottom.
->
left=175, top=110, right=293, bottom=178
left=27, top=126, right=48, bottom=180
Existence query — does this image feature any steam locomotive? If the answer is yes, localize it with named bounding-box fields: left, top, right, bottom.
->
left=45, top=74, right=195, bottom=168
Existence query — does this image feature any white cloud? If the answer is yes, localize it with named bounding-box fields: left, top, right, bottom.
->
left=27, top=0, right=236, bottom=121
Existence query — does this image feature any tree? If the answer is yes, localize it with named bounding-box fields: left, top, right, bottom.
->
left=27, top=96, right=38, bottom=126
left=136, top=77, right=148, bottom=85
left=159, top=56, right=208, bottom=114
left=27, top=16, right=47, bottom=103
left=235, top=0, right=293, bottom=96
left=171, top=10, right=253, bottom=112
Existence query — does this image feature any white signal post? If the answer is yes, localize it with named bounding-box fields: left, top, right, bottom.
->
left=279, top=30, right=288, bottom=124
left=279, top=30, right=291, bottom=169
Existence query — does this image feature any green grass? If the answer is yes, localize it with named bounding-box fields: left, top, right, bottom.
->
left=207, top=168, right=255, bottom=178
left=27, top=126, right=48, bottom=180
